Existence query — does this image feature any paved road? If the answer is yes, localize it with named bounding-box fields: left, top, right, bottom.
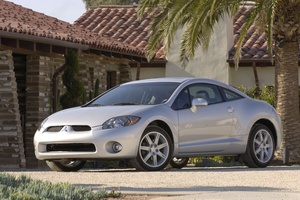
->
left=3, top=165, right=300, bottom=199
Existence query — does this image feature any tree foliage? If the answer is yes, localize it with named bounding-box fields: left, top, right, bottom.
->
left=60, top=50, right=84, bottom=109
left=139, top=0, right=300, bottom=67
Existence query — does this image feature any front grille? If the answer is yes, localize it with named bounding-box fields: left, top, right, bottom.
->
left=46, top=143, right=96, bottom=152
left=47, top=126, right=64, bottom=132
left=46, top=125, right=91, bottom=132
left=72, top=126, right=91, bottom=131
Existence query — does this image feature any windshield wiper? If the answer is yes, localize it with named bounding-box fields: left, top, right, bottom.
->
left=114, top=102, right=139, bottom=105
left=85, top=104, right=104, bottom=107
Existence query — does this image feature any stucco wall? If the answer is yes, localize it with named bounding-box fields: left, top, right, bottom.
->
left=230, top=66, right=300, bottom=88
left=131, top=67, right=165, bottom=80
left=229, top=67, right=275, bottom=88
left=166, top=15, right=234, bottom=84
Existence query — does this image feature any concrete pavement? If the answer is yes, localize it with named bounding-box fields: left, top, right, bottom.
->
left=2, top=165, right=300, bottom=200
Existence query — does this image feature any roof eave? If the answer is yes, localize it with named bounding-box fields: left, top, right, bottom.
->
left=0, top=30, right=89, bottom=50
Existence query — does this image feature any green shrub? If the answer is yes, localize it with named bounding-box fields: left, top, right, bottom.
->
left=237, top=85, right=275, bottom=107
left=94, top=79, right=100, bottom=98
left=0, top=173, right=109, bottom=200
left=189, top=156, right=244, bottom=167
left=60, top=49, right=84, bottom=109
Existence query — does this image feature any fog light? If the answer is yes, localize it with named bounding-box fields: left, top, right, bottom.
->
left=112, top=142, right=123, bottom=152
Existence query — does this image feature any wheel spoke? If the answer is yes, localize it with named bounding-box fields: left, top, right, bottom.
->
left=140, top=145, right=150, bottom=151
left=255, top=148, right=262, bottom=155
left=254, top=138, right=261, bottom=145
left=145, top=135, right=153, bottom=145
left=265, top=143, right=272, bottom=148
left=157, top=143, right=168, bottom=150
left=263, top=133, right=269, bottom=143
left=143, top=152, right=152, bottom=163
left=264, top=149, right=270, bottom=158
left=260, top=149, right=265, bottom=161
left=157, top=151, right=167, bottom=160
left=152, top=154, right=158, bottom=166
left=258, top=131, right=263, bottom=142
left=154, top=133, right=160, bottom=145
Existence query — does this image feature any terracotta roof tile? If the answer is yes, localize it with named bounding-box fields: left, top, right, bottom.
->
left=229, top=5, right=271, bottom=61
left=0, top=0, right=145, bottom=57
left=75, top=5, right=165, bottom=60
left=237, top=17, right=300, bottom=62
left=75, top=4, right=299, bottom=63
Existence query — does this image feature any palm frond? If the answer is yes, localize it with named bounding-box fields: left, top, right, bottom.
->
left=137, top=0, right=161, bottom=17
left=140, top=0, right=283, bottom=68
left=234, top=5, right=259, bottom=69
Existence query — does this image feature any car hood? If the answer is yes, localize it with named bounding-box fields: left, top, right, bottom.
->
left=44, top=105, right=153, bottom=127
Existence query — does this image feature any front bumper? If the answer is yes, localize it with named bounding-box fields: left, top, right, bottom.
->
left=34, top=125, right=141, bottom=160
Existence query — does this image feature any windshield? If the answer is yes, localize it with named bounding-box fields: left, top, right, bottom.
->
left=88, top=82, right=180, bottom=106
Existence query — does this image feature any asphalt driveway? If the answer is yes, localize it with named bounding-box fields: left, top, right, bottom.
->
left=2, top=165, right=300, bottom=199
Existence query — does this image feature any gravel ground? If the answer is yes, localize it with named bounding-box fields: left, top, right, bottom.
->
left=2, top=165, right=300, bottom=199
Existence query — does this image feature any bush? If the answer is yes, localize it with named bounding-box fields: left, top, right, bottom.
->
left=0, top=173, right=114, bottom=199
left=189, top=156, right=244, bottom=167
left=60, top=50, right=84, bottom=109
left=237, top=85, right=275, bottom=107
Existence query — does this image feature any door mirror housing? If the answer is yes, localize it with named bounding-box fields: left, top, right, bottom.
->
left=190, top=98, right=208, bottom=113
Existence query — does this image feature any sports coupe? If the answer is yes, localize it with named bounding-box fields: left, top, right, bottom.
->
left=34, top=78, right=283, bottom=171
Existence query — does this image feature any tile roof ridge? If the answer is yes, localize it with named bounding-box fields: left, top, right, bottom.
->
left=0, top=0, right=146, bottom=58
left=2, top=0, right=70, bottom=23
left=89, top=5, right=138, bottom=9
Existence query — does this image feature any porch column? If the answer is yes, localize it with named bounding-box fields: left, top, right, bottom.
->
left=26, top=55, right=52, bottom=168
left=0, top=50, right=26, bottom=168
left=119, top=63, right=132, bottom=83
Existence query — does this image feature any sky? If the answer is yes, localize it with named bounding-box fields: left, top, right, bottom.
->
left=6, top=0, right=87, bottom=23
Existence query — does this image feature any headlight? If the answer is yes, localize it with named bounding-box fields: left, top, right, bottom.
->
left=102, top=116, right=140, bottom=129
left=37, top=118, right=48, bottom=131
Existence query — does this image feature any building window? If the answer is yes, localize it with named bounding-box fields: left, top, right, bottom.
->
left=107, top=71, right=117, bottom=90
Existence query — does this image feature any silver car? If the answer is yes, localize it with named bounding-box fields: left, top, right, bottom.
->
left=34, top=78, right=283, bottom=171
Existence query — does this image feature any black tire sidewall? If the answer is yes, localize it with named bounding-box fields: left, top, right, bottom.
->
left=169, top=157, right=189, bottom=169
left=46, top=160, right=86, bottom=172
left=246, top=124, right=275, bottom=167
left=136, top=126, right=173, bottom=171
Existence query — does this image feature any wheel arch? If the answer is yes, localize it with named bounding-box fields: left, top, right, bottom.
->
left=253, top=119, right=277, bottom=147
left=148, top=120, right=174, bottom=145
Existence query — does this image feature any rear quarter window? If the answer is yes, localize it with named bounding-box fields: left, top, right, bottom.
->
left=222, top=88, right=243, bottom=101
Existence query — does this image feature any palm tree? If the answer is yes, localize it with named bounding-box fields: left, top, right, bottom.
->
left=139, top=0, right=300, bottom=162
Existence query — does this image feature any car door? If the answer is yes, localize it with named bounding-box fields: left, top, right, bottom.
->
left=174, top=84, right=234, bottom=154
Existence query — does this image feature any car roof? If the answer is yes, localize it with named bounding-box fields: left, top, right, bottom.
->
left=122, top=77, right=249, bottom=98
left=123, top=77, right=229, bottom=87
left=123, top=77, right=193, bottom=84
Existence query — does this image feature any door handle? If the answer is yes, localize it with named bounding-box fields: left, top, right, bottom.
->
left=227, top=106, right=234, bottom=113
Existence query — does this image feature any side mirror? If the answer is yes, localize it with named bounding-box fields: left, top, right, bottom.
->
left=190, top=98, right=208, bottom=113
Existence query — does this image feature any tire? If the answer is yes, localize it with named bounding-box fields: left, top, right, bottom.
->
left=169, top=157, right=189, bottom=169
left=46, top=160, right=86, bottom=172
left=242, top=124, right=275, bottom=168
left=130, top=126, right=173, bottom=171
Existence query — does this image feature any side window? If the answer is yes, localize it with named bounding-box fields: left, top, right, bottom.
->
left=190, top=84, right=222, bottom=104
left=222, top=88, right=243, bottom=101
left=172, top=88, right=191, bottom=110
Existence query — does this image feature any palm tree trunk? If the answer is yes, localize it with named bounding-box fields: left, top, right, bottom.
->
left=275, top=41, right=300, bottom=163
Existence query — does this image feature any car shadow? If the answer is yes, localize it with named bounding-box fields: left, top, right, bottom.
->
left=71, top=184, right=285, bottom=194
left=81, top=165, right=300, bottom=173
